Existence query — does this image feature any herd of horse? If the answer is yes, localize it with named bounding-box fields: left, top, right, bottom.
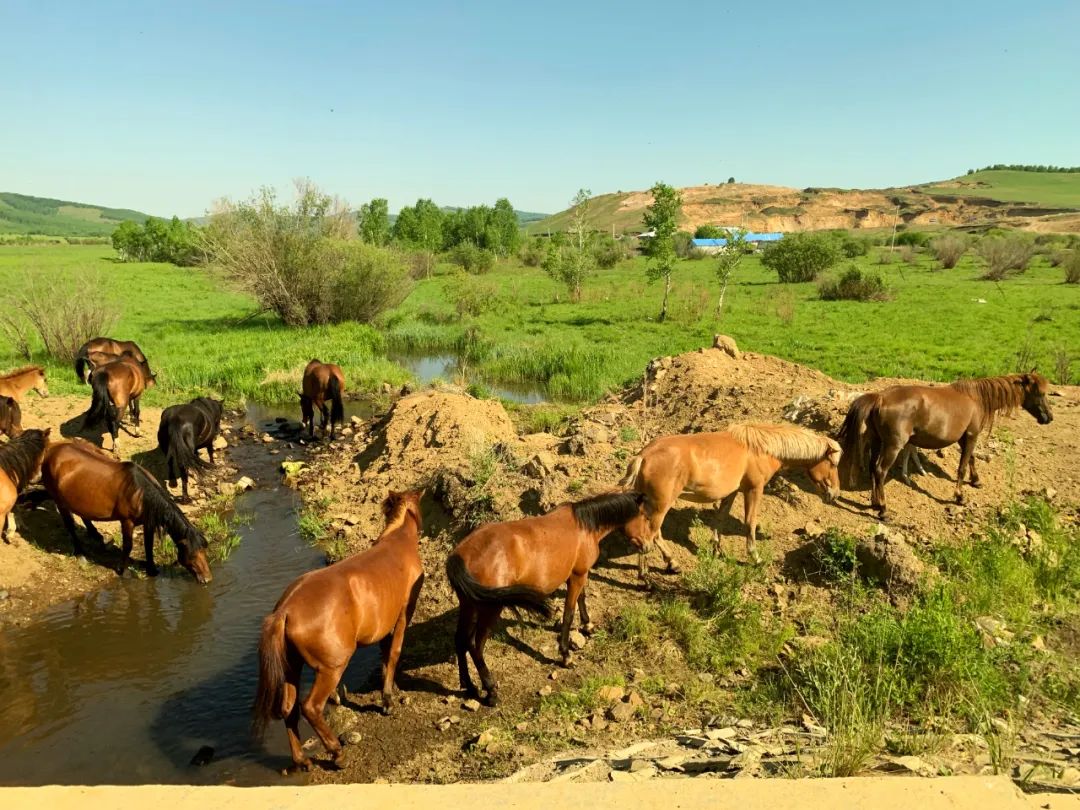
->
left=0, top=339, right=1056, bottom=772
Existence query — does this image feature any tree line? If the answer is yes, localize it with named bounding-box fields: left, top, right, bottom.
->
left=111, top=216, right=202, bottom=265
left=356, top=197, right=523, bottom=257
left=968, top=164, right=1080, bottom=174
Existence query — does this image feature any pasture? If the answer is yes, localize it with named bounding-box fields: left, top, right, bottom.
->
left=925, top=169, right=1080, bottom=208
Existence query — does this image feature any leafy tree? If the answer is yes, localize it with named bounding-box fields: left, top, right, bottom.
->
left=542, top=189, right=596, bottom=301
left=761, top=232, right=841, bottom=282
left=111, top=216, right=200, bottom=265
left=357, top=198, right=390, bottom=246
left=715, top=228, right=747, bottom=318
left=111, top=220, right=145, bottom=260
left=694, top=224, right=725, bottom=239
left=642, top=182, right=683, bottom=321
left=392, top=198, right=444, bottom=251
left=727, top=177, right=735, bottom=184
left=491, top=198, right=522, bottom=257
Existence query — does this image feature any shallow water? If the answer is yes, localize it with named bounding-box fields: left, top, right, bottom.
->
left=0, top=407, right=378, bottom=785
left=390, top=351, right=547, bottom=404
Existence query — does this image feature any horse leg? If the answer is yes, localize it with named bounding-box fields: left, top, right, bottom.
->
left=966, top=437, right=981, bottom=488
left=872, top=439, right=905, bottom=520
left=142, top=524, right=159, bottom=577
left=744, top=485, right=764, bottom=563
left=380, top=611, right=408, bottom=714
left=455, top=601, right=480, bottom=698
left=300, top=665, right=347, bottom=764
left=117, top=519, right=135, bottom=576
left=180, top=466, right=191, bottom=503
left=711, top=492, right=738, bottom=546
left=58, top=506, right=85, bottom=558
left=84, top=519, right=104, bottom=544
left=472, top=604, right=502, bottom=706
left=558, top=575, right=586, bottom=666
left=320, top=404, right=330, bottom=438
left=578, top=585, right=595, bottom=635
left=955, top=434, right=976, bottom=504
left=282, top=655, right=310, bottom=771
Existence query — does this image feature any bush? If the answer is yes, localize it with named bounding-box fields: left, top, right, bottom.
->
left=1064, top=251, right=1080, bottom=284
left=447, top=273, right=503, bottom=317
left=112, top=216, right=203, bottom=266
left=976, top=234, right=1036, bottom=280
left=0, top=269, right=118, bottom=362
left=592, top=234, right=630, bottom=269
left=694, top=224, right=725, bottom=239
left=818, top=266, right=890, bottom=301
left=673, top=230, right=695, bottom=259
left=318, top=241, right=415, bottom=323
left=448, top=243, right=496, bottom=274
left=898, top=245, right=918, bottom=265
left=930, top=234, right=969, bottom=269
left=895, top=230, right=931, bottom=247
left=521, top=237, right=545, bottom=267
left=829, top=231, right=871, bottom=258
left=405, top=249, right=437, bottom=280
left=686, top=247, right=710, bottom=261
left=761, top=232, right=842, bottom=282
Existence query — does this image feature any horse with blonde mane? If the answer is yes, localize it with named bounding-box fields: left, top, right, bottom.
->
left=0, top=366, right=48, bottom=402
left=837, top=371, right=1052, bottom=519
left=620, top=422, right=841, bottom=572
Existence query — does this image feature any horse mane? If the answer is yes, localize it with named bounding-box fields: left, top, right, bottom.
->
left=0, top=365, right=44, bottom=381
left=950, top=375, right=1027, bottom=415
left=570, top=491, right=643, bottom=532
left=0, top=429, right=50, bottom=490
left=727, top=422, right=840, bottom=465
left=128, top=464, right=207, bottom=554
left=380, top=490, right=423, bottom=536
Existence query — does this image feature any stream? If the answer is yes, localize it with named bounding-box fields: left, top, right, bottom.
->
left=0, top=405, right=376, bottom=786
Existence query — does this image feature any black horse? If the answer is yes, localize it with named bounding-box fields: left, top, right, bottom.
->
left=157, top=397, right=225, bottom=502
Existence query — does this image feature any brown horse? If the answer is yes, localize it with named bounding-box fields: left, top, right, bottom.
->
left=837, top=372, right=1053, bottom=519
left=0, top=395, right=22, bottom=438
left=0, top=428, right=51, bottom=543
left=0, top=366, right=48, bottom=402
left=620, top=423, right=842, bottom=571
left=41, top=440, right=212, bottom=582
left=74, top=337, right=148, bottom=383
left=253, top=490, right=424, bottom=771
left=300, top=359, right=345, bottom=440
left=84, top=356, right=156, bottom=450
left=446, top=491, right=648, bottom=706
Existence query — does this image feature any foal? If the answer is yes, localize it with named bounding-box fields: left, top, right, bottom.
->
left=446, top=491, right=647, bottom=706
left=0, top=366, right=48, bottom=402
left=253, top=490, right=424, bottom=771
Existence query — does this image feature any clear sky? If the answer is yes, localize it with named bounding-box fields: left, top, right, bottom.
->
left=2, top=0, right=1077, bottom=217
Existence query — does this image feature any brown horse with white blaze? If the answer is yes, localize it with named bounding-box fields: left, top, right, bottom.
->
left=300, top=359, right=345, bottom=440
left=837, top=372, right=1053, bottom=519
left=620, top=423, right=842, bottom=572
left=253, top=490, right=424, bottom=772
left=0, top=366, right=48, bottom=402
left=446, top=491, right=648, bottom=707
left=0, top=428, right=51, bottom=543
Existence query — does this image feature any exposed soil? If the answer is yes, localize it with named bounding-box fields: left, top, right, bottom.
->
left=284, top=341, right=1080, bottom=785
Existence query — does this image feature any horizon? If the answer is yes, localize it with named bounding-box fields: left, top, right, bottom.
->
left=2, top=1, right=1077, bottom=218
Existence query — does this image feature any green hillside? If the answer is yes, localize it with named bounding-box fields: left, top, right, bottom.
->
left=0, top=192, right=152, bottom=236
left=528, top=191, right=638, bottom=234
left=921, top=170, right=1080, bottom=208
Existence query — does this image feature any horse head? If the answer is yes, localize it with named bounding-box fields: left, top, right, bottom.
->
left=1019, top=370, right=1053, bottom=425
left=808, top=438, right=842, bottom=503
left=382, top=489, right=424, bottom=533
left=33, top=368, right=49, bottom=398
left=175, top=529, right=213, bottom=585
left=617, top=491, right=651, bottom=550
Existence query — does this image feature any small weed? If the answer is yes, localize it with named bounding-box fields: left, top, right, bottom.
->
left=618, top=425, right=639, bottom=444
left=297, top=509, right=329, bottom=545
left=813, top=529, right=859, bottom=582
left=567, top=478, right=584, bottom=494
left=198, top=511, right=244, bottom=562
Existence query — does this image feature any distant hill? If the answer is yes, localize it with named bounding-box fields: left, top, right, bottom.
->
left=533, top=170, right=1080, bottom=236
left=0, top=192, right=152, bottom=237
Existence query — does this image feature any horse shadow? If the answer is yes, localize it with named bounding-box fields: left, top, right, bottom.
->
left=13, top=488, right=135, bottom=575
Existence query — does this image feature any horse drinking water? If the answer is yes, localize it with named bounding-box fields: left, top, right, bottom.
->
left=837, top=371, right=1053, bottom=519
left=157, top=397, right=225, bottom=502
left=619, top=423, right=842, bottom=572
left=253, top=490, right=424, bottom=772
left=41, top=440, right=212, bottom=582
left=446, top=491, right=648, bottom=707
left=300, top=359, right=345, bottom=440
left=0, top=428, right=51, bottom=543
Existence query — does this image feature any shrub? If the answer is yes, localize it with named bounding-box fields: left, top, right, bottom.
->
left=405, top=249, right=437, bottom=280
left=447, top=273, right=503, bottom=317
left=1064, top=251, right=1080, bottom=284
left=976, top=234, right=1036, bottom=280
left=113, top=216, right=203, bottom=266
left=0, top=269, right=118, bottom=362
left=673, top=230, right=695, bottom=259
left=694, top=224, right=725, bottom=239
left=898, top=245, right=918, bottom=265
left=761, top=232, right=842, bottom=282
left=895, top=230, right=931, bottom=247
left=520, top=237, right=545, bottom=267
left=317, top=241, right=415, bottom=323
left=448, top=243, right=496, bottom=274
left=819, top=266, right=889, bottom=302
left=542, top=232, right=596, bottom=301
left=829, top=231, right=871, bottom=258
left=592, top=234, right=630, bottom=269
left=930, top=234, right=969, bottom=269
left=686, top=247, right=710, bottom=261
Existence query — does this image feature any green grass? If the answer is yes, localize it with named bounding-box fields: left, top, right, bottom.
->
left=923, top=170, right=1080, bottom=208
left=0, top=192, right=152, bottom=236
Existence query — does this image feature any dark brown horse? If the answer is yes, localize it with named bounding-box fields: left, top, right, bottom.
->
left=253, top=490, right=424, bottom=771
left=74, top=337, right=148, bottom=383
left=446, top=491, right=647, bottom=706
left=84, top=356, right=156, bottom=450
left=0, top=428, right=51, bottom=543
left=0, top=366, right=48, bottom=402
left=41, top=440, right=212, bottom=582
left=157, top=397, right=225, bottom=502
left=0, top=395, right=22, bottom=438
left=300, top=359, right=345, bottom=440
left=837, top=372, right=1053, bottom=518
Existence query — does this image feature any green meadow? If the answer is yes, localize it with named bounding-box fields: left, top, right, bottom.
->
left=0, top=242, right=1077, bottom=406
left=924, top=169, right=1080, bottom=208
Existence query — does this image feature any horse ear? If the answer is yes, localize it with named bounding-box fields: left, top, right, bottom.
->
left=42, top=427, right=52, bottom=438
left=381, top=491, right=401, bottom=517
left=633, top=491, right=646, bottom=506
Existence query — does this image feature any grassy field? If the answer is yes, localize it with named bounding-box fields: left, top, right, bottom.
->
left=0, top=242, right=1076, bottom=406
left=923, top=170, right=1080, bottom=208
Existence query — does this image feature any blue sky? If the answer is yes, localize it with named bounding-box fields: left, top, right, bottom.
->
left=2, top=0, right=1077, bottom=217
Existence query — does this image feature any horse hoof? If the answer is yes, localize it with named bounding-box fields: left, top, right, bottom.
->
left=581, top=622, right=597, bottom=636
left=146, top=565, right=160, bottom=577
left=482, top=693, right=499, bottom=708
left=970, top=480, right=982, bottom=489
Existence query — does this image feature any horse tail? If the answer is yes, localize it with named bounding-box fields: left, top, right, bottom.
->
left=327, top=374, right=344, bottom=428
left=836, top=392, right=881, bottom=489
left=84, top=371, right=117, bottom=428
left=74, top=353, right=91, bottom=384
left=618, top=454, right=644, bottom=489
left=252, top=611, right=289, bottom=737
left=445, top=553, right=552, bottom=619
left=165, top=418, right=210, bottom=476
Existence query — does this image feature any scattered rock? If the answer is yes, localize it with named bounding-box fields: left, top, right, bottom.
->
left=261, top=433, right=274, bottom=443
left=523, top=452, right=558, bottom=480
left=712, top=334, right=741, bottom=360
left=975, top=616, right=1014, bottom=648
left=233, top=476, right=255, bottom=493
left=656, top=754, right=689, bottom=772
left=607, top=700, right=636, bottom=723
left=538, top=685, right=553, bottom=697
left=596, top=685, right=625, bottom=703
left=211, top=436, right=228, bottom=450
left=876, top=756, right=937, bottom=778
left=462, top=699, right=482, bottom=712
left=0, top=590, right=9, bottom=601
left=568, top=630, right=587, bottom=651
left=468, top=728, right=501, bottom=753
left=626, top=691, right=645, bottom=708
left=856, top=527, right=934, bottom=598
left=341, top=730, right=362, bottom=746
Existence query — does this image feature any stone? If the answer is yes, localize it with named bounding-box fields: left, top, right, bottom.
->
left=212, top=435, right=229, bottom=450
left=261, top=433, right=274, bottom=443
left=1060, top=766, right=1080, bottom=786
left=568, top=630, right=587, bottom=651
left=683, top=756, right=734, bottom=774
left=538, top=685, right=553, bottom=697
left=876, top=756, right=936, bottom=778
left=468, top=728, right=501, bottom=753
left=607, top=700, right=636, bottom=723
left=233, top=476, right=255, bottom=493
left=523, top=451, right=558, bottom=480
left=656, top=754, right=689, bottom=771
left=856, top=528, right=935, bottom=598
left=664, top=682, right=683, bottom=698
left=217, top=482, right=236, bottom=496
left=712, top=334, right=741, bottom=360
left=974, top=616, right=1014, bottom=648
left=596, top=685, right=625, bottom=702
left=548, top=669, right=561, bottom=681
left=626, top=691, right=645, bottom=708
left=706, top=727, right=737, bottom=741
left=462, top=698, right=482, bottom=712
left=0, top=590, right=9, bottom=601
left=350, top=415, right=363, bottom=426
left=579, top=423, right=611, bottom=444
left=341, top=730, right=362, bottom=746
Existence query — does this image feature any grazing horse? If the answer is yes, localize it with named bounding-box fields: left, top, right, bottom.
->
left=253, top=490, right=424, bottom=772
left=157, top=397, right=225, bottom=502
left=41, top=440, right=212, bottom=583
left=84, top=356, right=156, bottom=450
left=0, top=428, right=51, bottom=543
left=620, top=423, right=842, bottom=571
left=0, top=366, right=48, bottom=402
left=0, top=395, right=23, bottom=438
left=446, top=491, right=648, bottom=706
left=74, top=337, right=148, bottom=384
left=837, top=372, right=1053, bottom=519
left=300, top=359, right=345, bottom=440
